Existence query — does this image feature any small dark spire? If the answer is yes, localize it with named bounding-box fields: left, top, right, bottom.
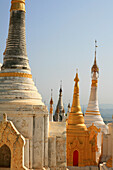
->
left=68, top=103, right=70, bottom=108
left=74, top=69, right=79, bottom=83
left=59, top=80, right=62, bottom=93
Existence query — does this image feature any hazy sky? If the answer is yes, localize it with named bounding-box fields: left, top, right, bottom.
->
left=0, top=0, right=113, bottom=107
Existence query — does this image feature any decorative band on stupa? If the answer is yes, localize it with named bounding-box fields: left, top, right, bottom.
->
left=10, top=0, right=26, bottom=12
left=0, top=72, right=32, bottom=78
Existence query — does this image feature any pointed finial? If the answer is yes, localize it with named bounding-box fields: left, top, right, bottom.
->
left=95, top=40, right=98, bottom=51
left=74, top=69, right=79, bottom=82
left=59, top=80, right=62, bottom=93
left=91, top=41, right=99, bottom=74
left=95, top=40, right=98, bottom=62
left=51, top=89, right=53, bottom=98
left=50, top=89, right=53, bottom=105
left=60, top=80, right=62, bottom=89
left=68, top=103, right=70, bottom=108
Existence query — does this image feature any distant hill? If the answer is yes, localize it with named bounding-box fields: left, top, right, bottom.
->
left=48, top=103, right=113, bottom=123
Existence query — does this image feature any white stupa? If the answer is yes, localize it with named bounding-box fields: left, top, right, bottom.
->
left=84, top=41, right=108, bottom=162
left=84, top=41, right=107, bottom=133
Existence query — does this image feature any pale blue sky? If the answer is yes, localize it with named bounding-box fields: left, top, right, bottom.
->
left=0, top=0, right=113, bottom=106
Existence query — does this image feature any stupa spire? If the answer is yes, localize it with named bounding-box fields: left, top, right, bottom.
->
left=67, top=70, right=87, bottom=131
left=71, top=69, right=81, bottom=113
left=91, top=40, right=99, bottom=74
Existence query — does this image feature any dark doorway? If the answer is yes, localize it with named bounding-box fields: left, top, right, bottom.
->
left=73, top=150, right=78, bottom=166
left=0, top=144, right=11, bottom=167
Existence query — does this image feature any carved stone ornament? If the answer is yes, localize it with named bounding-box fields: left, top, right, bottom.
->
left=0, top=117, right=28, bottom=170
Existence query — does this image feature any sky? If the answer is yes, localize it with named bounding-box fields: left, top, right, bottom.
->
left=0, top=0, right=113, bottom=107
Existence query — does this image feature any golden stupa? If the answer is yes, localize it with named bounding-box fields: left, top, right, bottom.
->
left=67, top=71, right=87, bottom=132
left=66, top=70, right=100, bottom=167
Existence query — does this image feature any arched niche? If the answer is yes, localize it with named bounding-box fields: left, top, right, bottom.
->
left=0, top=144, right=11, bottom=168
left=73, top=150, right=79, bottom=166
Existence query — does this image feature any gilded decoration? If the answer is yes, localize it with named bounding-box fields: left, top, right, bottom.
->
left=106, top=157, right=112, bottom=168
left=0, top=114, right=27, bottom=170
left=88, top=123, right=101, bottom=152
left=0, top=72, right=32, bottom=78
left=10, top=0, right=26, bottom=12
left=92, top=80, right=98, bottom=87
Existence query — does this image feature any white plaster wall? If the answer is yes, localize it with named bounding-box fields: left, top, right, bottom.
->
left=24, top=139, right=29, bottom=168
left=49, top=122, right=66, bottom=169
left=49, top=122, right=66, bottom=137
left=107, top=134, right=112, bottom=158
left=56, top=136, right=66, bottom=167
left=48, top=137, right=56, bottom=168
left=102, top=134, right=108, bottom=162
left=44, top=115, right=49, bottom=168
left=8, top=115, right=33, bottom=138
left=33, top=115, right=44, bottom=169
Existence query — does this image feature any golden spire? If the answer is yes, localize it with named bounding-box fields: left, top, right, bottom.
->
left=10, top=0, right=26, bottom=12
left=91, top=40, right=99, bottom=74
left=71, top=69, right=81, bottom=113
left=67, top=69, right=87, bottom=131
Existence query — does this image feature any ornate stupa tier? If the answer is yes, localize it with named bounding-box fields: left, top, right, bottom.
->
left=0, top=75, right=42, bottom=105
left=0, top=0, right=44, bottom=107
left=84, top=42, right=107, bottom=133
left=67, top=71, right=87, bottom=132
left=2, top=0, right=29, bottom=70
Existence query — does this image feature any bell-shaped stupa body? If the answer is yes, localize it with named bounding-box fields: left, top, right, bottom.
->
left=0, top=1, right=49, bottom=169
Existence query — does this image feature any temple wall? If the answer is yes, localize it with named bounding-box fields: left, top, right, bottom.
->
left=49, top=122, right=66, bottom=169
left=8, top=114, right=33, bottom=138
left=44, top=115, right=49, bottom=168
left=56, top=136, right=66, bottom=167
left=0, top=106, right=49, bottom=169
left=33, top=115, right=44, bottom=169
left=101, top=123, right=113, bottom=163
left=48, top=137, right=56, bottom=168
